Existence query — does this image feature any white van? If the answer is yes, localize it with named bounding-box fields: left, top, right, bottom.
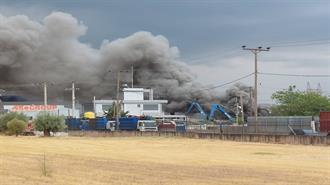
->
left=137, top=120, right=158, bottom=132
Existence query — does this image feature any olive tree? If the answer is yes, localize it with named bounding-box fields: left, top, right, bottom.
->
left=7, top=118, right=26, bottom=136
left=34, top=112, right=66, bottom=136
left=0, top=112, right=28, bottom=132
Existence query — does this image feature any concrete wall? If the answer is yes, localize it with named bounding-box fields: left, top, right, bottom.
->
left=68, top=131, right=330, bottom=146
left=123, top=88, right=144, bottom=100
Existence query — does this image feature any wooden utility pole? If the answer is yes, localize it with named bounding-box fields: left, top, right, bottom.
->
left=131, top=65, right=134, bottom=88
left=242, top=46, right=270, bottom=124
left=72, top=81, right=76, bottom=118
left=240, top=94, right=244, bottom=124
left=116, top=72, right=120, bottom=130
left=43, top=82, right=47, bottom=107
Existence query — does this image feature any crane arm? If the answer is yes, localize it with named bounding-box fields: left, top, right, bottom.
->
left=209, top=104, right=235, bottom=122
left=186, top=101, right=207, bottom=119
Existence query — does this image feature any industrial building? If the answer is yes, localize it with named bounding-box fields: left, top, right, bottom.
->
left=94, top=88, right=168, bottom=117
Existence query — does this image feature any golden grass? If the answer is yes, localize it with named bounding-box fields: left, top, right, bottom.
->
left=0, top=136, right=329, bottom=185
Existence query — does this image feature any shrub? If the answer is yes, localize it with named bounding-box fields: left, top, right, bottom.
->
left=7, top=118, right=26, bottom=136
left=0, top=112, right=28, bottom=132
left=34, top=112, right=66, bottom=136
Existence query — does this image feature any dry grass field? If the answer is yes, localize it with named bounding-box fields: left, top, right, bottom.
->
left=0, top=136, right=329, bottom=185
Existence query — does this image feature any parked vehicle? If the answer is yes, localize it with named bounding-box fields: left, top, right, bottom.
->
left=137, top=120, right=158, bottom=131
left=320, top=112, right=330, bottom=134
left=158, top=121, right=176, bottom=132
left=106, top=121, right=116, bottom=131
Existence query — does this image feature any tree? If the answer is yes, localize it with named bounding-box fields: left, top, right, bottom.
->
left=34, top=112, right=66, bottom=136
left=0, top=112, right=28, bottom=132
left=7, top=118, right=26, bottom=136
left=104, top=102, right=129, bottom=119
left=271, top=85, right=330, bottom=116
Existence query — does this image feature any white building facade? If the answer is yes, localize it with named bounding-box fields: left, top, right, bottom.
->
left=94, top=88, right=168, bottom=117
left=3, top=102, right=80, bottom=118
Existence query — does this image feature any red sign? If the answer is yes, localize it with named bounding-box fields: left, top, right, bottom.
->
left=11, top=105, right=58, bottom=112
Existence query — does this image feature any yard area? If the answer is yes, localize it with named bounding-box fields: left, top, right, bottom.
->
left=0, top=136, right=329, bottom=185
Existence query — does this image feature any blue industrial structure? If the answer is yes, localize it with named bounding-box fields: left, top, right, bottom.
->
left=186, top=101, right=235, bottom=126
left=186, top=101, right=208, bottom=126
left=209, top=104, right=235, bottom=122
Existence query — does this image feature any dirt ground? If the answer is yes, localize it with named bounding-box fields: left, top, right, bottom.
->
left=0, top=136, right=329, bottom=185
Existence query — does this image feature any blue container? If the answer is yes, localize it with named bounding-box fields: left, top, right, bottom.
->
left=65, top=118, right=81, bottom=130
left=95, top=117, right=107, bottom=130
left=119, top=117, right=138, bottom=130
left=80, top=120, right=89, bottom=130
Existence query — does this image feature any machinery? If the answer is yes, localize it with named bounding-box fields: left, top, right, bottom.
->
left=186, top=101, right=208, bottom=126
left=186, top=101, right=235, bottom=128
left=209, top=104, right=235, bottom=122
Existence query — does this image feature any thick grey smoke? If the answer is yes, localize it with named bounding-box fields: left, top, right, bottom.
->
left=0, top=12, right=213, bottom=111
left=219, top=83, right=253, bottom=116
left=219, top=83, right=270, bottom=116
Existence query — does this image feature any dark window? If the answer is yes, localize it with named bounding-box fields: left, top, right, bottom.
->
left=143, top=104, right=158, bottom=111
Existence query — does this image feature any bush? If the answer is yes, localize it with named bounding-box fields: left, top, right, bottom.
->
left=34, top=112, right=66, bottom=136
left=7, top=118, right=26, bottom=136
left=0, top=112, right=28, bottom=132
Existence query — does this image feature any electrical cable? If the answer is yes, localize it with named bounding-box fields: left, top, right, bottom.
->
left=259, top=72, right=330, bottom=77
left=271, top=41, right=330, bottom=48
left=193, top=73, right=254, bottom=93
left=264, top=38, right=330, bottom=46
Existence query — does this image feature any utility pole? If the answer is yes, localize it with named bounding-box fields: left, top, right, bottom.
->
left=240, top=93, right=244, bottom=134
left=72, top=81, right=76, bottom=118
left=131, top=65, right=134, bottom=88
left=93, top=96, right=96, bottom=114
left=236, top=97, right=239, bottom=124
left=240, top=94, right=244, bottom=124
left=65, top=83, right=79, bottom=118
left=116, top=71, right=120, bottom=130
left=108, top=69, right=130, bottom=130
left=43, top=82, right=48, bottom=107
left=242, top=46, right=270, bottom=125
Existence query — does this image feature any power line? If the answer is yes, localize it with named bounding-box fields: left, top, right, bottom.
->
left=271, top=41, right=330, bottom=48
left=264, top=38, right=330, bottom=46
left=259, top=72, right=330, bottom=77
left=194, top=73, right=254, bottom=92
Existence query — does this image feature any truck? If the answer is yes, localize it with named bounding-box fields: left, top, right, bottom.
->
left=158, top=120, right=176, bottom=132
left=137, top=120, right=158, bottom=131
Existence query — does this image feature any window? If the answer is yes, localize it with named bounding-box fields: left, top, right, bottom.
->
left=143, top=104, right=158, bottom=111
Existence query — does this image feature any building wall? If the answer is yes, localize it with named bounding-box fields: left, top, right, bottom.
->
left=124, top=104, right=140, bottom=115
left=94, top=88, right=168, bottom=117
left=123, top=88, right=144, bottom=100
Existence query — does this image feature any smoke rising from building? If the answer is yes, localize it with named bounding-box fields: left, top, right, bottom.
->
left=0, top=12, right=255, bottom=114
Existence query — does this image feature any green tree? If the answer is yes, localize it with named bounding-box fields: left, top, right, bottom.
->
left=104, top=102, right=129, bottom=119
left=0, top=112, right=28, bottom=132
left=7, top=118, right=26, bottom=136
left=271, top=85, right=330, bottom=116
left=34, top=112, right=66, bottom=136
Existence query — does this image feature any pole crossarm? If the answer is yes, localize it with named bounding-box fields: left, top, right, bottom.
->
left=242, top=46, right=270, bottom=128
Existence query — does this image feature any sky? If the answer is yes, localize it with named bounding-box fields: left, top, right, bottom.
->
left=0, top=0, right=329, bottom=103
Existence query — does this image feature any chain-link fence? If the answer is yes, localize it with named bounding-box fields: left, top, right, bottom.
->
left=186, top=116, right=319, bottom=135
